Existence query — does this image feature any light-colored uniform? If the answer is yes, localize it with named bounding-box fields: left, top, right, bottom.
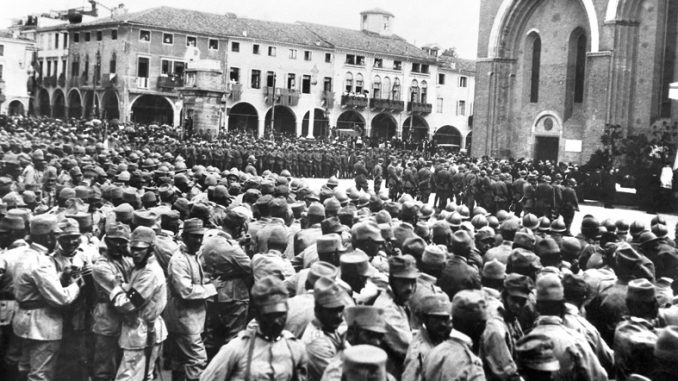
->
left=402, top=329, right=435, bottom=381
left=423, top=329, right=486, bottom=381
left=301, top=319, right=344, bottom=381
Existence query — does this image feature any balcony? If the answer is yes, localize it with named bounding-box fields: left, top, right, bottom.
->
left=229, top=83, right=242, bottom=102
left=69, top=76, right=80, bottom=87
left=341, top=94, right=368, bottom=108
left=408, top=101, right=433, bottom=114
left=157, top=75, right=184, bottom=90
left=80, top=74, right=88, bottom=86
left=44, top=76, right=57, bottom=87
left=264, top=87, right=299, bottom=107
left=370, top=98, right=405, bottom=113
left=58, top=74, right=66, bottom=87
left=136, top=77, right=149, bottom=89
left=321, top=91, right=334, bottom=109
left=101, top=73, right=118, bottom=88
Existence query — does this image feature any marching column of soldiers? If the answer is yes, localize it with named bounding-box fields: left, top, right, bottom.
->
left=0, top=116, right=677, bottom=381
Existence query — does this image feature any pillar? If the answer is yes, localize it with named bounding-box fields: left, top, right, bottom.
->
left=258, top=116, right=265, bottom=138
left=296, top=115, right=303, bottom=138
left=307, top=108, right=315, bottom=138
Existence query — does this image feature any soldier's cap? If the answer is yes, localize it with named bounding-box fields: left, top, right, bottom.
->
left=559, top=237, right=581, bottom=259
left=260, top=181, right=275, bottom=195
left=451, top=230, right=473, bottom=257
left=420, top=293, right=451, bottom=316
left=59, top=187, right=76, bottom=200
left=402, top=236, right=426, bottom=259
left=452, top=289, right=488, bottom=321
left=173, top=198, right=190, bottom=215
left=445, top=212, right=462, bottom=228
left=305, top=189, right=320, bottom=201
left=0, top=216, right=24, bottom=232
left=421, top=245, right=447, bottom=269
left=21, top=190, right=37, bottom=205
left=515, top=334, right=560, bottom=372
left=550, top=218, right=567, bottom=233
left=308, top=202, right=326, bottom=218
left=615, top=242, right=642, bottom=269
left=374, top=210, right=391, bottom=225
left=190, top=202, right=211, bottom=220
left=7, top=208, right=30, bottom=223
left=314, top=276, right=346, bottom=309
left=255, top=194, right=274, bottom=206
left=562, top=273, right=587, bottom=301
left=536, top=237, right=560, bottom=257
left=133, top=210, right=158, bottom=228
left=342, top=344, right=387, bottom=381
left=114, top=203, right=135, bottom=222
left=388, top=254, right=419, bottom=279
left=130, top=226, right=156, bottom=248
left=321, top=217, right=345, bottom=235
left=308, top=261, right=339, bottom=287
left=65, top=212, right=93, bottom=230
left=513, top=229, right=536, bottom=251
left=251, top=275, right=289, bottom=313
left=638, top=231, right=659, bottom=246
left=475, top=226, right=495, bottom=242
left=655, top=326, right=678, bottom=362
left=117, top=171, right=131, bottom=182
left=345, top=306, right=387, bottom=333
left=536, top=273, right=564, bottom=302
left=263, top=225, right=288, bottom=249
left=400, top=201, right=418, bottom=220
left=106, top=223, right=131, bottom=241
left=482, top=259, right=506, bottom=280
left=352, top=221, right=384, bottom=242
left=652, top=223, right=669, bottom=238
left=0, top=177, right=12, bottom=186
left=504, top=273, right=534, bottom=298
left=334, top=189, right=349, bottom=204
left=615, top=219, right=630, bottom=234
left=56, top=218, right=80, bottom=237
left=340, top=249, right=372, bottom=277
left=30, top=214, right=58, bottom=235
left=627, top=278, right=655, bottom=303
left=522, top=213, right=539, bottom=230
left=316, top=234, right=347, bottom=255
left=323, top=197, right=341, bottom=214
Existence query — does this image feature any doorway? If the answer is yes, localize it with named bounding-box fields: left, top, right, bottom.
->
left=535, top=136, right=559, bottom=162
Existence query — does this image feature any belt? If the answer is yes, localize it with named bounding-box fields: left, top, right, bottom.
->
left=0, top=291, right=15, bottom=300
left=18, top=300, right=47, bottom=310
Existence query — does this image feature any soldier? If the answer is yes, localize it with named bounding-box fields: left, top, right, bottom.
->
left=373, top=158, right=384, bottom=195
left=402, top=162, right=417, bottom=198
left=386, top=158, right=400, bottom=201
left=522, top=173, right=537, bottom=216
left=165, top=219, right=217, bottom=381
left=111, top=226, right=168, bottom=381
left=200, top=276, right=307, bottom=381
left=422, top=290, right=487, bottom=381
left=437, top=230, right=482, bottom=300
left=354, top=156, right=369, bottom=192
left=432, top=161, right=450, bottom=210
left=416, top=162, right=432, bottom=204
left=451, top=164, right=465, bottom=206
left=341, top=345, right=391, bottom=381
left=491, top=172, right=510, bottom=215
left=514, top=335, right=560, bottom=381
left=653, top=326, right=678, bottom=381
left=534, top=175, right=555, bottom=218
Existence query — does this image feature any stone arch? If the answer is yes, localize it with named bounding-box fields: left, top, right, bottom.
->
left=336, top=110, right=365, bottom=134
left=565, top=27, right=588, bottom=119
left=8, top=100, right=25, bottom=116
left=37, top=88, right=50, bottom=116
left=130, top=94, right=174, bottom=125
left=83, top=91, right=100, bottom=119
left=488, top=0, right=599, bottom=58
left=605, top=0, right=645, bottom=22
left=302, top=108, right=329, bottom=137
left=402, top=115, right=429, bottom=142
left=264, top=105, right=296, bottom=136
left=434, top=125, right=461, bottom=146
left=101, top=90, right=120, bottom=120
left=371, top=112, right=397, bottom=140
left=465, top=131, right=473, bottom=152
left=67, top=89, right=83, bottom=119
left=52, top=89, right=66, bottom=119
left=228, top=102, right=258, bottom=134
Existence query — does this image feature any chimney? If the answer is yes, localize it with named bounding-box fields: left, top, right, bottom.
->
left=360, top=8, right=394, bottom=36
left=111, top=3, right=128, bottom=17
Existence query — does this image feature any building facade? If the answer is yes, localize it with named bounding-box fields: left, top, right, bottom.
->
left=28, top=6, right=474, bottom=143
left=473, top=0, right=678, bottom=163
left=0, top=32, right=35, bottom=116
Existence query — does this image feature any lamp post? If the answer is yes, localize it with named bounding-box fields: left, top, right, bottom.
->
left=307, top=64, right=319, bottom=139
left=220, top=93, right=228, bottom=136
left=93, top=50, right=101, bottom=118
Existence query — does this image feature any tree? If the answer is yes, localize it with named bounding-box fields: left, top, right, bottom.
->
left=441, top=47, right=458, bottom=58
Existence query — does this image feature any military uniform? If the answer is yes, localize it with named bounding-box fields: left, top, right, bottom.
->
left=422, top=330, right=486, bottom=381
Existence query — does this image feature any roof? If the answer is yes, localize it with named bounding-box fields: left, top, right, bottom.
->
left=0, top=30, right=35, bottom=43
left=360, top=8, right=395, bottom=17
left=299, top=22, right=433, bottom=61
left=438, top=55, right=476, bottom=74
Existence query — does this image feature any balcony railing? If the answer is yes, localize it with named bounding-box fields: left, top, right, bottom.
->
left=101, top=73, right=118, bottom=88
left=370, top=98, right=405, bottom=112
left=157, top=75, right=184, bottom=90
left=265, top=87, right=300, bottom=106
left=341, top=94, right=368, bottom=108
left=229, top=83, right=242, bottom=102
left=136, top=77, right=149, bottom=89
left=321, top=91, right=334, bottom=109
left=408, top=101, right=433, bottom=114
left=44, top=75, right=57, bottom=87
left=58, top=74, right=66, bottom=87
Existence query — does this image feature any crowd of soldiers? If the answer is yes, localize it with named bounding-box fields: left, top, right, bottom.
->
left=0, top=116, right=677, bottom=381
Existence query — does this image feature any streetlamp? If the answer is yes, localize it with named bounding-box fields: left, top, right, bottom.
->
left=220, top=93, right=228, bottom=135
left=93, top=50, right=101, bottom=118
left=307, top=64, right=319, bottom=139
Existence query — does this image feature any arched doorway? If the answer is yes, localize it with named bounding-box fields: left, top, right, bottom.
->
left=433, top=125, right=461, bottom=146
left=131, top=95, right=174, bottom=125
left=37, top=88, right=50, bottom=116
left=465, top=132, right=472, bottom=152
left=402, top=115, right=429, bottom=142
left=371, top=112, right=397, bottom=140
left=101, top=90, right=120, bottom=120
left=264, top=105, right=296, bottom=136
left=301, top=109, right=329, bottom=138
left=228, top=102, right=258, bottom=135
left=83, top=91, right=99, bottom=118
left=336, top=110, right=365, bottom=135
left=68, top=90, right=82, bottom=119
left=52, top=89, right=66, bottom=119
left=8, top=100, right=25, bottom=116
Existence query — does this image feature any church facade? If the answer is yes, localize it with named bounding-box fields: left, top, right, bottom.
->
left=472, top=0, right=678, bottom=163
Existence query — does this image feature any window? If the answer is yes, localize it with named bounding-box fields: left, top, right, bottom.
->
left=109, top=54, right=116, bottom=74
left=374, top=58, right=383, bottom=68
left=438, top=73, right=446, bottom=85
left=410, top=79, right=419, bottom=103
left=268, top=46, right=276, bottom=56
left=382, top=77, right=391, bottom=98
left=457, top=100, right=466, bottom=116
left=325, top=53, right=332, bottom=63
left=345, top=72, right=353, bottom=93
left=63, top=33, right=68, bottom=48
left=0, top=64, right=3, bottom=80
left=436, top=97, right=443, bottom=113
left=459, top=76, right=468, bottom=87
left=84, top=56, right=89, bottom=78
left=251, top=69, right=261, bottom=89
left=287, top=73, right=296, bottom=90
left=253, top=44, right=260, bottom=54
left=266, top=71, right=275, bottom=87
left=229, top=67, right=240, bottom=83
left=304, top=51, right=312, bottom=61
left=355, top=73, right=364, bottom=94
left=137, top=57, right=150, bottom=78
left=85, top=32, right=91, bottom=42
left=73, top=33, right=80, bottom=43
left=392, top=77, right=401, bottom=100
left=357, top=56, right=365, bottom=66
left=209, top=39, right=219, bottom=50
left=174, top=62, right=185, bottom=78
left=61, top=59, right=66, bottom=75
left=71, top=58, right=79, bottom=77
left=412, top=63, right=420, bottom=73
left=0, top=45, right=3, bottom=56
left=96, top=31, right=102, bottom=41
left=54, top=33, right=59, bottom=48
left=47, top=61, right=52, bottom=77
left=323, top=77, right=332, bottom=92
left=160, top=59, right=185, bottom=77
left=393, top=60, right=402, bottom=70
left=231, top=41, right=239, bottom=52
left=345, top=54, right=355, bottom=65
left=529, top=34, right=541, bottom=103
left=163, top=33, right=173, bottom=45
left=421, top=80, right=428, bottom=103
left=289, top=49, right=297, bottom=59
left=161, top=59, right=171, bottom=75
left=573, top=34, right=586, bottom=103
left=139, top=30, right=150, bottom=42
left=111, top=30, right=117, bottom=40
left=373, top=76, right=381, bottom=99
left=186, top=36, right=197, bottom=46
left=421, top=64, right=429, bottom=74
left=302, top=75, right=311, bottom=94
